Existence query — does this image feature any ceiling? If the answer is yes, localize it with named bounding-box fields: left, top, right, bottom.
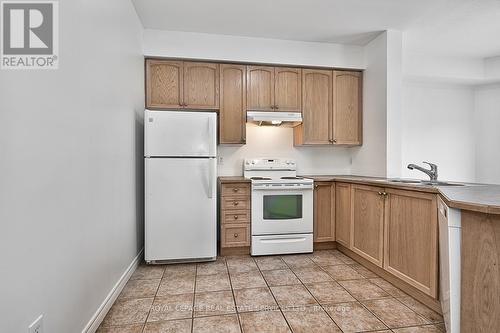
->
left=132, top=0, right=500, bottom=58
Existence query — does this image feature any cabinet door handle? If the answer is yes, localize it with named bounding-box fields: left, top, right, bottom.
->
left=233, top=233, right=239, bottom=238
left=378, top=192, right=383, bottom=195
left=333, top=139, right=337, bottom=143
left=234, top=215, right=239, bottom=220
left=275, top=105, right=279, bottom=110
left=233, top=201, right=239, bottom=206
left=232, top=188, right=239, bottom=192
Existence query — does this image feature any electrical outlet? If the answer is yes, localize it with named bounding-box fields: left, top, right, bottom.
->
left=28, top=315, right=43, bottom=333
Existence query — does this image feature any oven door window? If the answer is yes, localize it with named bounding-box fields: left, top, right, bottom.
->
left=263, top=194, right=303, bottom=220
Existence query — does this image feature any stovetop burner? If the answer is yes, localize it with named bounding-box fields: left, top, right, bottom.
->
left=281, top=176, right=304, bottom=180
left=250, top=176, right=272, bottom=180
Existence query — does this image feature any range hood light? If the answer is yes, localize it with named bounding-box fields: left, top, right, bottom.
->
left=271, top=120, right=282, bottom=125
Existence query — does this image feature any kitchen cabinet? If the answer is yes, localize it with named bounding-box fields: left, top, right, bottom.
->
left=247, top=66, right=275, bottom=111
left=294, top=69, right=332, bottom=145
left=335, top=182, right=351, bottom=248
left=384, top=188, right=438, bottom=298
left=219, top=64, right=246, bottom=144
left=247, top=66, right=301, bottom=111
left=219, top=181, right=251, bottom=251
left=351, top=184, right=385, bottom=267
left=332, top=71, right=362, bottom=145
left=313, top=182, right=335, bottom=242
left=183, top=62, right=219, bottom=109
left=146, top=60, right=184, bottom=108
left=274, top=67, right=302, bottom=111
left=146, top=59, right=219, bottom=109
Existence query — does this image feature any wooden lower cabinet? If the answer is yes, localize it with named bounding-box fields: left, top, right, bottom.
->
left=384, top=188, right=438, bottom=298
left=351, top=184, right=385, bottom=267
left=313, top=182, right=335, bottom=242
left=219, top=181, right=251, bottom=252
left=221, top=224, right=250, bottom=247
left=335, top=183, right=351, bottom=247
left=461, top=211, right=500, bottom=332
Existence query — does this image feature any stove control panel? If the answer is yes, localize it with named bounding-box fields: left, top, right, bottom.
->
left=244, top=158, right=296, bottom=171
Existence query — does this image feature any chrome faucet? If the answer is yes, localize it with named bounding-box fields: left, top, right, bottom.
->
left=407, top=162, right=438, bottom=181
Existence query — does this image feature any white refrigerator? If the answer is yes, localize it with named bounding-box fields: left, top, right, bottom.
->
left=144, top=110, right=217, bottom=263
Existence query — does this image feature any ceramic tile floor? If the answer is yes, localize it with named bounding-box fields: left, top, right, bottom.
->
left=98, top=250, right=445, bottom=333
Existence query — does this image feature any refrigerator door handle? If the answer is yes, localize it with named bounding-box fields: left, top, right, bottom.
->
left=208, top=158, right=216, bottom=199
left=208, top=116, right=215, bottom=156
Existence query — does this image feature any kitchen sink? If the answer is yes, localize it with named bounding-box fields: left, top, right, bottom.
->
left=420, top=181, right=464, bottom=186
left=387, top=179, right=464, bottom=186
left=387, top=179, right=422, bottom=184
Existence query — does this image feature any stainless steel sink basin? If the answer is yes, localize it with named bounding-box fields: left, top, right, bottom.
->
left=387, top=179, right=464, bottom=186
left=420, top=181, right=464, bottom=186
left=387, top=179, right=422, bottom=184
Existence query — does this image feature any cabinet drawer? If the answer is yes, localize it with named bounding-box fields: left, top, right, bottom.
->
left=222, top=210, right=250, bottom=224
left=221, top=224, right=250, bottom=247
left=222, top=196, right=250, bottom=210
left=221, top=184, right=250, bottom=197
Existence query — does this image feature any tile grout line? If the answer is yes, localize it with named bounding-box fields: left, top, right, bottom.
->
left=190, top=263, right=198, bottom=333
left=282, top=253, right=351, bottom=333
left=140, top=264, right=166, bottom=333
left=256, top=256, right=295, bottom=333
left=225, top=257, right=244, bottom=333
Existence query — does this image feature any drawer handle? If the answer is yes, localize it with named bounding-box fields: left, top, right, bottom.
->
left=232, top=188, right=239, bottom=192
left=234, top=215, right=239, bottom=220
left=233, top=201, right=239, bottom=206
left=234, top=233, right=239, bottom=238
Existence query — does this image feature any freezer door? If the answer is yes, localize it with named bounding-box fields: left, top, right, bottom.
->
left=145, top=110, right=217, bottom=157
left=145, top=157, right=217, bottom=261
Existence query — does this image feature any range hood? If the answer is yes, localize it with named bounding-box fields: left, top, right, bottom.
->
left=246, top=111, right=302, bottom=127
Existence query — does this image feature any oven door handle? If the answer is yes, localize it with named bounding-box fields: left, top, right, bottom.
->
left=252, top=186, right=313, bottom=191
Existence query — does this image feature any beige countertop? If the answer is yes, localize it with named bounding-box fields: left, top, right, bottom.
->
left=218, top=175, right=500, bottom=215
left=303, top=175, right=500, bottom=215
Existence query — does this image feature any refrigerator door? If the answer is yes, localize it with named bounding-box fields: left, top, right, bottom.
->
left=145, top=157, right=217, bottom=262
left=145, top=110, right=217, bottom=157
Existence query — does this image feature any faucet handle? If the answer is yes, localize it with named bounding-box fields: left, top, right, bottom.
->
left=422, top=161, right=437, bottom=170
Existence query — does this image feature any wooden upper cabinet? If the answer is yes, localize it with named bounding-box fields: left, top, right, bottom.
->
left=294, top=69, right=332, bottom=145
left=384, top=189, right=438, bottom=297
left=183, top=62, right=219, bottom=109
left=351, top=184, right=385, bottom=267
left=274, top=67, right=302, bottom=112
left=145, top=60, right=219, bottom=110
left=335, top=183, right=351, bottom=248
left=313, top=182, right=335, bottom=242
left=146, top=59, right=183, bottom=108
left=219, top=64, right=246, bottom=144
left=333, top=71, right=362, bottom=145
left=247, top=66, right=274, bottom=111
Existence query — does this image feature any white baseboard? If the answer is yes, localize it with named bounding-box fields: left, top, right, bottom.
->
left=82, top=248, right=144, bottom=333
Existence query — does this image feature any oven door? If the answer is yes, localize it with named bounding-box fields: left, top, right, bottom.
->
left=251, top=183, right=313, bottom=235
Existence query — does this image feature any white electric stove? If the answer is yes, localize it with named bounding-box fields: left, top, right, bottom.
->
left=243, top=158, right=314, bottom=256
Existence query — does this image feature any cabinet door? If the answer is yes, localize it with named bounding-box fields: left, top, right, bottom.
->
left=220, top=64, right=246, bottom=144
left=351, top=184, right=385, bottom=267
left=246, top=66, right=275, bottom=111
left=295, top=69, right=332, bottom=144
left=183, top=62, right=219, bottom=109
left=314, top=182, right=335, bottom=242
left=274, top=67, right=302, bottom=112
left=146, top=59, right=183, bottom=108
left=333, top=71, right=362, bottom=145
left=335, top=182, right=351, bottom=248
left=384, top=189, right=438, bottom=297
